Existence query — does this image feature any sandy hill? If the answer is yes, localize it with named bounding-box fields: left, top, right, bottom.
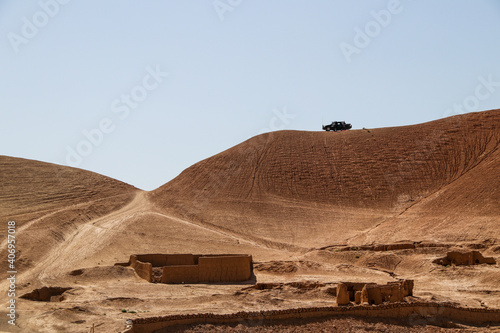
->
left=0, top=156, right=138, bottom=223
left=150, top=109, right=500, bottom=248
left=1, top=110, right=499, bottom=332
left=0, top=156, right=139, bottom=276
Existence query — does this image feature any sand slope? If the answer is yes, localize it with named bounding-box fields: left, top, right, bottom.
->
left=0, top=157, right=139, bottom=284
left=150, top=109, right=500, bottom=248
left=0, top=156, right=138, bottom=223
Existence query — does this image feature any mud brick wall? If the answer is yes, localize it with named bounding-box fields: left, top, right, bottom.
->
left=161, top=265, right=199, bottom=283
left=119, top=254, right=252, bottom=284
left=161, top=255, right=252, bottom=283
left=135, top=254, right=196, bottom=267
left=365, top=280, right=413, bottom=305
left=129, top=255, right=152, bottom=282
left=122, top=302, right=500, bottom=333
left=337, top=280, right=413, bottom=305
left=341, top=243, right=416, bottom=251
left=198, top=255, right=252, bottom=282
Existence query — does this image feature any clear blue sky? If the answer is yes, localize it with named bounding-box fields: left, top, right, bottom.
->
left=1, top=1, right=500, bottom=190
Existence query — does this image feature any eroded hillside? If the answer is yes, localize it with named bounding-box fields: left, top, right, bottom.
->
left=0, top=156, right=139, bottom=280
left=150, top=109, right=500, bottom=248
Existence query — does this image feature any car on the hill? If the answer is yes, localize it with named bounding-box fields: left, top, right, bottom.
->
left=322, top=121, right=352, bottom=132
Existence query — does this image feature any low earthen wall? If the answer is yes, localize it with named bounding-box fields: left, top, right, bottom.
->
left=198, top=256, right=252, bottom=283
left=119, top=254, right=253, bottom=284
left=341, top=243, right=416, bottom=251
left=122, top=302, right=500, bottom=333
left=129, top=255, right=152, bottom=282
left=161, top=265, right=199, bottom=284
left=134, top=254, right=197, bottom=267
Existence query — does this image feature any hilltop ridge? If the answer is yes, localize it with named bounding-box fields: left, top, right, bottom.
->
left=0, top=156, right=138, bottom=223
left=150, top=109, right=500, bottom=247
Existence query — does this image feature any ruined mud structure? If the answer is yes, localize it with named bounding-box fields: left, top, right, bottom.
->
left=335, top=280, right=414, bottom=305
left=433, top=250, right=496, bottom=266
left=116, top=254, right=253, bottom=284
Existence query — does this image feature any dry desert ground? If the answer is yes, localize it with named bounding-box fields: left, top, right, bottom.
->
left=1, top=109, right=500, bottom=332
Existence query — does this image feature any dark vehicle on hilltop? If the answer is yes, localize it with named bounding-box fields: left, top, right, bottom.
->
left=322, top=121, right=352, bottom=132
